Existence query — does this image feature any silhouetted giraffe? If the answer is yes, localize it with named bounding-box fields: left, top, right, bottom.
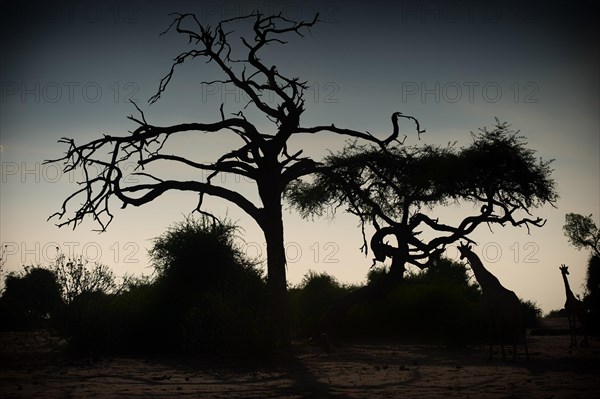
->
left=458, top=242, right=528, bottom=360
left=559, top=264, right=588, bottom=347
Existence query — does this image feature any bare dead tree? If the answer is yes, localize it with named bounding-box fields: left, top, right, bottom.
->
left=44, top=11, right=423, bottom=347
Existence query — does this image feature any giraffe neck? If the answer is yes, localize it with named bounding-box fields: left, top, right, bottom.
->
left=465, top=251, right=501, bottom=290
left=561, top=272, right=576, bottom=301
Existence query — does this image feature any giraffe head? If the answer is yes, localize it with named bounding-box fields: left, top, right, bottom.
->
left=559, top=264, right=569, bottom=275
left=457, top=241, right=472, bottom=260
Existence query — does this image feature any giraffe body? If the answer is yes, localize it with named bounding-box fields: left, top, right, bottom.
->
left=559, top=264, right=588, bottom=347
left=458, top=242, right=528, bottom=360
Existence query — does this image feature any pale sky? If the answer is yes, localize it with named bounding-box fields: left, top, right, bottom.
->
left=1, top=0, right=598, bottom=314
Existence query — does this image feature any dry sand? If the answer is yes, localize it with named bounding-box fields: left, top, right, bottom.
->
left=1, top=317, right=599, bottom=398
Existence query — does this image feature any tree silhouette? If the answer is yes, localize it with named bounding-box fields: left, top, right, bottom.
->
left=287, top=120, right=557, bottom=335
left=584, top=255, right=600, bottom=332
left=148, top=216, right=269, bottom=354
left=1, top=266, right=63, bottom=329
left=563, top=213, right=600, bottom=258
left=50, top=252, right=117, bottom=304
left=563, top=213, right=600, bottom=331
left=44, top=12, right=423, bottom=347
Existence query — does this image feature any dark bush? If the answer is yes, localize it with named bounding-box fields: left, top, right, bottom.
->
left=0, top=267, right=63, bottom=331
left=343, top=258, right=485, bottom=345
left=521, top=299, right=543, bottom=328
left=289, top=271, right=351, bottom=338
left=289, top=258, right=491, bottom=346
left=332, top=258, right=541, bottom=346
left=288, top=258, right=488, bottom=346
left=584, top=255, right=600, bottom=333
left=58, top=216, right=270, bottom=356
left=339, top=279, right=486, bottom=346
left=56, top=282, right=163, bottom=354
left=148, top=216, right=270, bottom=355
left=57, top=291, right=116, bottom=352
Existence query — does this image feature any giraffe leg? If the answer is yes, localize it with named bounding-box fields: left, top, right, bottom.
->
left=568, top=315, right=577, bottom=347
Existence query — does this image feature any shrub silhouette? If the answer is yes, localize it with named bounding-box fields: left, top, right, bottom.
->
left=332, top=257, right=541, bottom=346
left=289, top=271, right=352, bottom=338
left=0, top=267, right=63, bottom=330
left=50, top=253, right=117, bottom=304
left=58, top=291, right=116, bottom=352
left=288, top=258, right=541, bottom=347
left=149, top=216, right=270, bottom=354
left=336, top=259, right=486, bottom=346
left=521, top=299, right=543, bottom=329
left=59, top=216, right=270, bottom=356
left=288, top=259, right=488, bottom=346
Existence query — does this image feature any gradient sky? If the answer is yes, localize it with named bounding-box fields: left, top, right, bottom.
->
left=1, top=0, right=598, bottom=314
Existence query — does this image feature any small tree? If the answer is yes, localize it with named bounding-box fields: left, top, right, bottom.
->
left=50, top=252, right=116, bottom=304
left=564, top=213, right=600, bottom=331
left=563, top=213, right=600, bottom=258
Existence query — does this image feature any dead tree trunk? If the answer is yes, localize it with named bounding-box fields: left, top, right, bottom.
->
left=258, top=165, right=291, bottom=348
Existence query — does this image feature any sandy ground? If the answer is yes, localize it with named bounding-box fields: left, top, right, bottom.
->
left=1, top=317, right=599, bottom=398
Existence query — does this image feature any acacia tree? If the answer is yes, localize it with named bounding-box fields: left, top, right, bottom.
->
left=286, top=120, right=558, bottom=334
left=45, top=12, right=422, bottom=347
left=563, top=213, right=600, bottom=330
left=563, top=213, right=600, bottom=258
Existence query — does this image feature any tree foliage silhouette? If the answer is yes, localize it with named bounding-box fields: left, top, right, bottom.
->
left=287, top=120, right=557, bottom=334
left=149, top=216, right=265, bottom=304
left=45, top=12, right=423, bottom=347
left=0, top=267, right=63, bottom=330
left=148, top=216, right=269, bottom=354
left=563, top=213, right=600, bottom=258
left=563, top=213, right=600, bottom=331
left=584, top=255, right=600, bottom=332
left=50, top=252, right=116, bottom=304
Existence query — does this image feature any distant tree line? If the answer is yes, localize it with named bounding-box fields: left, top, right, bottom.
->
left=0, top=216, right=544, bottom=355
